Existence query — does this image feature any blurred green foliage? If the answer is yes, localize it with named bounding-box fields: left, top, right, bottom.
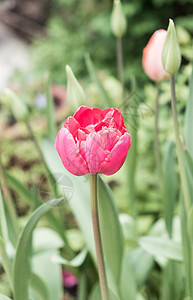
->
left=32, top=0, right=193, bottom=85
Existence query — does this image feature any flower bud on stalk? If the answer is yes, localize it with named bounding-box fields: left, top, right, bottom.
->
left=162, top=19, right=181, bottom=75
left=66, top=65, right=86, bottom=109
left=111, top=0, right=127, bottom=38
left=1, top=88, right=29, bottom=122
left=142, top=29, right=169, bottom=82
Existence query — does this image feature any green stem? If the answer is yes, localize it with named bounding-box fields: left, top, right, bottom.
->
left=0, top=151, right=19, bottom=238
left=170, top=76, right=191, bottom=212
left=90, top=174, right=108, bottom=300
left=117, top=38, right=124, bottom=97
left=154, top=82, right=162, bottom=184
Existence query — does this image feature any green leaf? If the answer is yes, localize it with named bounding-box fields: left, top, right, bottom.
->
left=180, top=196, right=193, bottom=297
left=85, top=53, right=113, bottom=108
left=33, top=227, right=64, bottom=255
left=41, top=137, right=96, bottom=262
left=0, top=187, right=9, bottom=243
left=184, top=149, right=193, bottom=190
left=0, top=237, right=13, bottom=292
left=5, top=171, right=34, bottom=205
left=188, top=206, right=193, bottom=244
left=185, top=63, right=193, bottom=155
left=120, top=252, right=137, bottom=300
left=139, top=236, right=183, bottom=262
left=77, top=272, right=87, bottom=300
left=52, top=248, right=87, bottom=267
left=45, top=75, right=57, bottom=140
left=13, top=198, right=62, bottom=300
left=30, top=273, right=49, bottom=300
left=98, top=176, right=124, bottom=294
left=162, top=140, right=177, bottom=236
left=128, top=248, right=153, bottom=287
left=89, top=283, right=102, bottom=300
left=161, top=261, right=185, bottom=300
left=89, top=283, right=119, bottom=300
left=0, top=295, right=12, bottom=300
left=32, top=250, right=63, bottom=300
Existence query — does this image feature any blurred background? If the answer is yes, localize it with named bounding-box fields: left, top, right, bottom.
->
left=0, top=1, right=193, bottom=298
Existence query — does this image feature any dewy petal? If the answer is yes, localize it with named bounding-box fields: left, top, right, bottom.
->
left=55, top=127, right=89, bottom=176
left=79, top=132, right=109, bottom=174
left=99, top=132, right=131, bottom=175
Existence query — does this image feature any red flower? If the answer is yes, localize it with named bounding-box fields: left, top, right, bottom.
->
left=142, top=29, right=169, bottom=82
left=55, top=106, right=131, bottom=176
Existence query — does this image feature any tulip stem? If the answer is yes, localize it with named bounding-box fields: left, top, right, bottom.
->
left=117, top=37, right=124, bottom=97
left=170, top=76, right=191, bottom=212
left=90, top=174, right=108, bottom=300
left=154, top=82, right=162, bottom=184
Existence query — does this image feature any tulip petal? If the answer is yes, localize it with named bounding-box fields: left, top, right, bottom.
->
left=55, top=128, right=89, bottom=176
left=142, top=29, right=169, bottom=82
left=99, top=132, right=131, bottom=175
left=74, top=106, right=112, bottom=127
left=79, top=132, right=109, bottom=174
left=64, top=116, right=80, bottom=134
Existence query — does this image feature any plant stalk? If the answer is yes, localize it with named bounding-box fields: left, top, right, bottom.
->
left=117, top=38, right=124, bottom=97
left=170, top=76, right=191, bottom=212
left=90, top=174, right=108, bottom=300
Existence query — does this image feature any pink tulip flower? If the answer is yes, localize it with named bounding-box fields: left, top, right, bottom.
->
left=142, top=29, right=169, bottom=82
left=55, top=106, right=131, bottom=176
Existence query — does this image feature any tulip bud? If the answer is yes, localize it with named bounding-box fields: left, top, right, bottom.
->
left=162, top=19, right=181, bottom=75
left=66, top=65, right=86, bottom=109
left=1, top=88, right=29, bottom=122
left=142, top=29, right=169, bottom=82
left=111, top=0, right=127, bottom=38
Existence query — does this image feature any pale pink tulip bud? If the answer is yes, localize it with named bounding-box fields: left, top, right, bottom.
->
left=142, top=29, right=169, bottom=82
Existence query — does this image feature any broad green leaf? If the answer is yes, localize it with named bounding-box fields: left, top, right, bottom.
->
left=128, top=248, right=153, bottom=287
left=89, top=283, right=102, bottom=300
left=120, top=252, right=137, bottom=300
left=32, top=250, right=63, bottom=300
left=162, top=140, right=177, bottom=237
left=0, top=295, right=12, bottom=300
left=85, top=53, right=113, bottom=108
left=45, top=75, right=57, bottom=140
left=184, top=149, right=193, bottom=202
left=33, top=227, right=64, bottom=254
left=188, top=206, right=193, bottom=244
left=98, top=176, right=124, bottom=294
left=180, top=196, right=193, bottom=297
left=185, top=64, right=193, bottom=155
left=13, top=198, right=62, bottom=300
left=139, top=236, right=183, bottom=262
left=77, top=272, right=87, bottom=300
left=161, top=261, right=185, bottom=300
left=89, top=283, right=119, bottom=300
left=30, top=273, right=49, bottom=300
left=41, top=137, right=96, bottom=262
left=52, top=248, right=87, bottom=267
